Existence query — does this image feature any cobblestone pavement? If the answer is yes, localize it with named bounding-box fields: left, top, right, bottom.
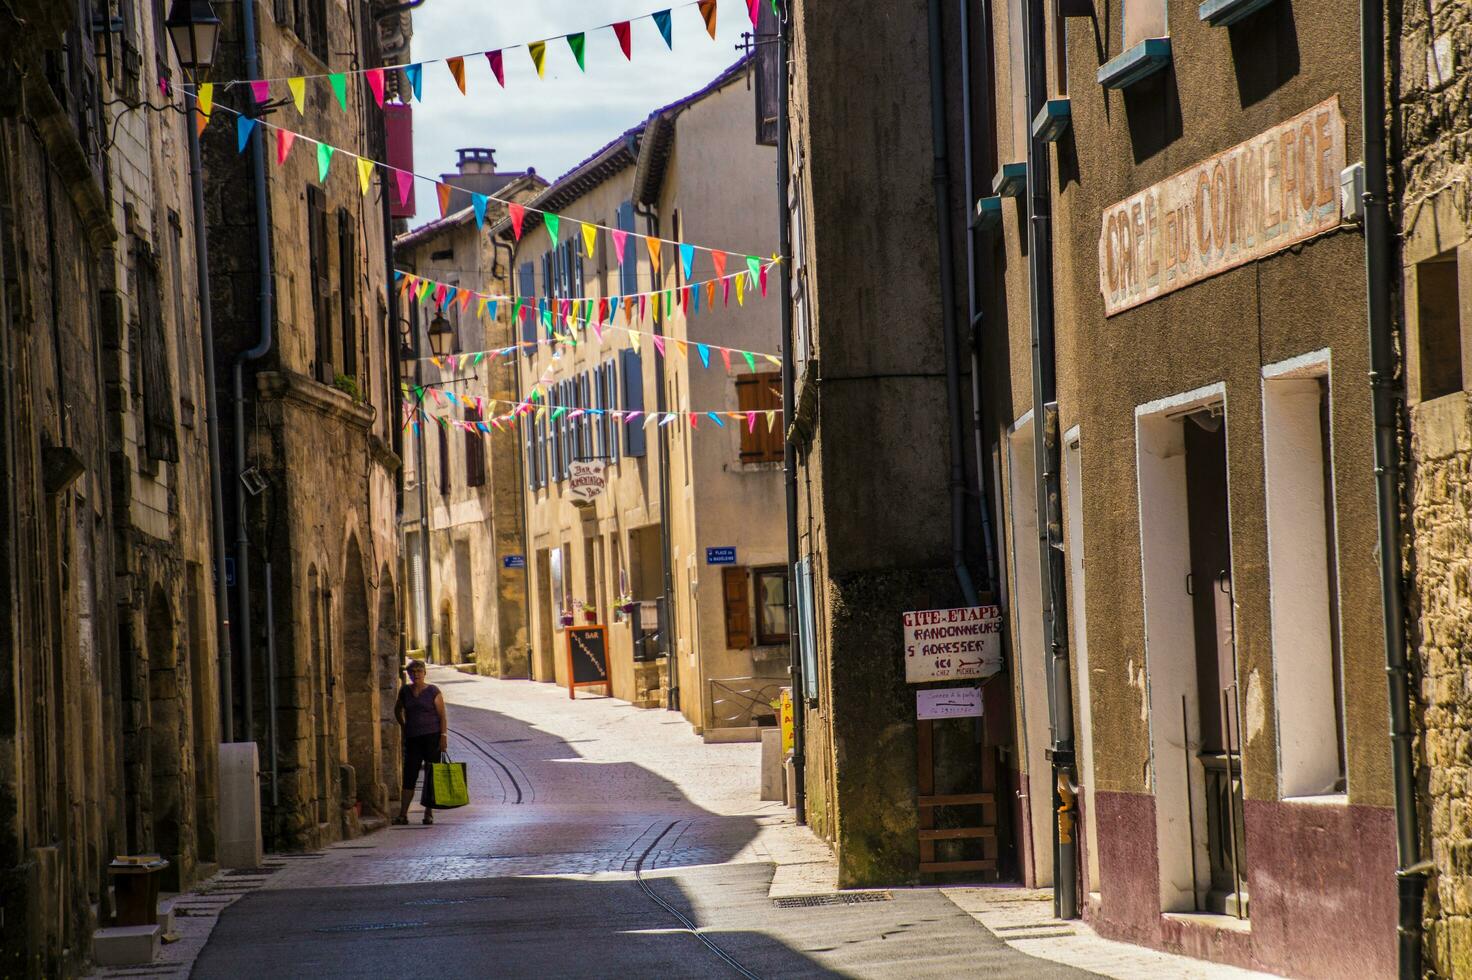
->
left=103, top=669, right=1275, bottom=978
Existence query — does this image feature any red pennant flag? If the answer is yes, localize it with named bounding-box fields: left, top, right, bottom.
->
left=612, top=21, right=632, bottom=60
left=446, top=56, right=466, bottom=94
left=366, top=67, right=385, bottom=107
left=681, top=285, right=691, bottom=315
left=485, top=50, right=506, bottom=87
left=597, top=297, right=608, bottom=323
left=760, top=265, right=769, bottom=297
left=437, top=182, right=453, bottom=218
left=711, top=250, right=728, bottom=278
left=747, top=0, right=761, bottom=26
left=459, top=289, right=473, bottom=313
left=723, top=278, right=731, bottom=306
left=689, top=411, right=698, bottom=429
left=638, top=294, right=647, bottom=321
left=508, top=203, right=525, bottom=240
left=276, top=128, right=295, bottom=164
left=721, top=348, right=732, bottom=372
left=697, top=0, right=718, bottom=38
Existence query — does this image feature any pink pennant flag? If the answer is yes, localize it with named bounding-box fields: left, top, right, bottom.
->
left=365, top=68, right=385, bottom=107
left=486, top=50, right=505, bottom=87
left=690, top=412, right=699, bottom=429
left=638, top=294, right=647, bottom=321
left=760, top=264, right=769, bottom=297
left=433, top=283, right=447, bottom=307
left=721, top=348, right=732, bottom=372
left=747, top=0, right=761, bottom=26
left=722, top=278, right=731, bottom=306
left=250, top=79, right=271, bottom=104
left=275, top=129, right=295, bottom=164
left=747, top=411, right=757, bottom=432
left=611, top=228, right=628, bottom=263
left=394, top=169, right=414, bottom=206
left=651, top=334, right=666, bottom=356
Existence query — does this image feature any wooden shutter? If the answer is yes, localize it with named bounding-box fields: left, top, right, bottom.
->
left=337, top=210, right=357, bottom=379
left=518, top=263, right=536, bottom=348
left=135, top=241, right=178, bottom=462
left=307, top=186, right=332, bottom=382
left=736, top=376, right=763, bottom=461
left=438, top=425, right=450, bottom=495
left=759, top=372, right=784, bottom=461
left=621, top=349, right=645, bottom=457
left=722, top=567, right=752, bottom=649
left=465, top=407, right=485, bottom=487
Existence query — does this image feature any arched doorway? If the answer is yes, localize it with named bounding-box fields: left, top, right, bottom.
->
left=376, top=565, right=401, bottom=805
left=341, top=536, right=380, bottom=813
left=147, top=585, right=186, bottom=887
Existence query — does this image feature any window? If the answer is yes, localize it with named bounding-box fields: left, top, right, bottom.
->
left=722, top=567, right=753, bottom=649
left=306, top=186, right=332, bottom=383
left=465, top=406, right=486, bottom=488
left=1414, top=250, right=1464, bottom=401
left=134, top=238, right=178, bottom=463
left=518, top=262, right=536, bottom=352
left=337, top=210, right=358, bottom=381
left=736, top=372, right=783, bottom=463
left=437, top=424, right=450, bottom=496
left=621, top=349, right=646, bottom=457
left=754, top=567, right=790, bottom=644
left=295, top=0, right=329, bottom=63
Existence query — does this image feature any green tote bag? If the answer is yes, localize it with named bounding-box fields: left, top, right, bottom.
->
left=421, top=753, right=470, bottom=809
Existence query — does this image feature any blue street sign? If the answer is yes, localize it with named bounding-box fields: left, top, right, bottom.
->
left=502, top=555, right=526, bottom=569
left=224, top=557, right=236, bottom=588
left=705, top=547, right=737, bottom=565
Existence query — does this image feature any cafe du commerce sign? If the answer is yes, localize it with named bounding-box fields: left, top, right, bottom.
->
left=567, top=460, right=606, bottom=506
left=1099, top=96, right=1346, bottom=316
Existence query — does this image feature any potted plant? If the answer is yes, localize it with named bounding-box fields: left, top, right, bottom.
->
left=581, top=601, right=598, bottom=624
left=617, top=593, right=638, bottom=615
left=558, top=607, right=575, bottom=628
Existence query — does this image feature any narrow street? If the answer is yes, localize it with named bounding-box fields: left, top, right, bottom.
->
left=187, top=668, right=1086, bottom=979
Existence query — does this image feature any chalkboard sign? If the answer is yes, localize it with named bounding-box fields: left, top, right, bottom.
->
left=565, top=625, right=610, bottom=699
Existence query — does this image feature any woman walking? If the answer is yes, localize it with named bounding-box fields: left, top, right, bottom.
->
left=394, top=659, right=448, bottom=825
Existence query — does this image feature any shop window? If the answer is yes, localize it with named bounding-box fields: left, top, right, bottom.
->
left=736, top=372, right=783, bottom=463
left=754, top=566, right=790, bottom=645
left=1415, top=251, right=1464, bottom=401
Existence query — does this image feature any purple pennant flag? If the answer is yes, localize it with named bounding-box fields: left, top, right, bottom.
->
left=250, top=79, right=271, bottom=103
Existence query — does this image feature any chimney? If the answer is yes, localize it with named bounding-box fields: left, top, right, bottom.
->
left=456, top=148, right=497, bottom=175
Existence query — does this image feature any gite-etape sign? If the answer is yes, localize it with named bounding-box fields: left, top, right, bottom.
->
left=902, top=605, right=1003, bottom=683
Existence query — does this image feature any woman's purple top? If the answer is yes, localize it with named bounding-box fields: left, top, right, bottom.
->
left=399, top=684, right=442, bottom=737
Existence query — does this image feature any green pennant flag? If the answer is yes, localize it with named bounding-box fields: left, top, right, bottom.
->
left=551, top=406, right=567, bottom=420
left=545, top=212, right=560, bottom=242
left=746, top=255, right=761, bottom=281
left=474, top=352, right=485, bottom=364
left=743, top=351, right=756, bottom=372
left=328, top=72, right=347, bottom=111
left=566, top=33, right=586, bottom=71
left=317, top=142, right=334, bottom=183
left=413, top=386, right=425, bottom=402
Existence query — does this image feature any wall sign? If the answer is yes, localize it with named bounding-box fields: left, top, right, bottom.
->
left=1098, top=96, right=1345, bottom=316
left=502, top=554, right=526, bottom=569
left=902, top=605, right=1003, bottom=683
left=917, top=686, right=983, bottom=720
left=567, top=460, right=607, bottom=505
left=705, top=547, right=737, bottom=565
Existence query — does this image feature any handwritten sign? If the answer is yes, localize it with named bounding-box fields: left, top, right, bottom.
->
left=565, top=625, right=610, bottom=699
left=568, top=460, right=606, bottom=505
left=917, top=686, right=983, bottom=720
left=902, top=605, right=1002, bottom=683
left=1098, top=96, right=1345, bottom=316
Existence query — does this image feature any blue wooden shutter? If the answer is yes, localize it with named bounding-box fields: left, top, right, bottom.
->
left=621, top=348, right=646, bottom=458
left=518, top=262, right=535, bottom=348
left=618, top=201, right=638, bottom=295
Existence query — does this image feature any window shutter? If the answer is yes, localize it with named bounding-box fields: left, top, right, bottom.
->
left=519, top=262, right=536, bottom=348
left=621, top=348, right=646, bottom=457
left=618, top=201, right=638, bottom=295
left=736, top=375, right=761, bottom=460
left=465, top=407, right=485, bottom=487
left=307, top=186, right=332, bottom=383
left=723, top=567, right=753, bottom=649
left=438, top=425, right=450, bottom=494
left=135, top=242, right=178, bottom=462
left=337, top=210, right=358, bottom=380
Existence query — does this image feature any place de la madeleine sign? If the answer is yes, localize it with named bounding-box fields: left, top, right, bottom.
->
left=1099, top=96, right=1346, bottom=316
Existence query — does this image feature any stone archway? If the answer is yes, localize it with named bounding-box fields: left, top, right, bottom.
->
left=376, top=565, right=401, bottom=805
left=341, top=536, right=380, bottom=813
left=147, top=584, right=187, bottom=887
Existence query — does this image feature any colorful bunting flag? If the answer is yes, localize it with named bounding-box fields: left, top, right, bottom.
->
left=646, top=236, right=662, bottom=271
left=545, top=213, right=560, bottom=242
left=236, top=115, right=256, bottom=152
left=611, top=228, right=628, bottom=264
left=404, top=63, right=424, bottom=101
left=566, top=33, right=586, bottom=71
left=276, top=128, right=295, bottom=164
left=746, top=254, right=761, bottom=281
left=743, top=351, right=756, bottom=371
left=698, top=0, right=718, bottom=38
left=317, top=141, right=334, bottom=183
left=697, top=343, right=710, bottom=368
left=748, top=0, right=762, bottom=27
left=358, top=156, right=375, bottom=195
left=509, top=203, right=526, bottom=240
left=329, top=73, right=348, bottom=111
left=288, top=76, right=306, bottom=114
left=486, top=50, right=505, bottom=87
left=612, top=21, right=633, bottom=59
left=395, top=169, right=414, bottom=206
left=679, top=242, right=694, bottom=279
left=437, top=182, right=453, bottom=219
left=581, top=221, right=598, bottom=256
left=250, top=79, right=270, bottom=104
left=711, top=250, right=728, bottom=278
left=446, top=56, right=466, bottom=93
left=528, top=41, right=547, bottom=77
left=652, top=9, right=673, bottom=49
left=197, top=82, right=214, bottom=117
left=472, top=193, right=488, bottom=228
left=366, top=68, right=385, bottom=107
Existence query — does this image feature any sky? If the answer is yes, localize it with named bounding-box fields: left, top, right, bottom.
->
left=407, top=0, right=754, bottom=226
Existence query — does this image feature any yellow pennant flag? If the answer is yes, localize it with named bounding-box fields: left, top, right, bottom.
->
left=197, top=82, right=214, bottom=116
left=676, top=340, right=688, bottom=357
left=580, top=221, right=598, bottom=257
left=735, top=272, right=745, bottom=305
left=357, top=156, right=374, bottom=195
left=629, top=331, right=641, bottom=353
left=528, top=41, right=547, bottom=77
left=288, top=76, right=306, bottom=114
left=766, top=411, right=777, bottom=432
left=645, top=236, right=661, bottom=272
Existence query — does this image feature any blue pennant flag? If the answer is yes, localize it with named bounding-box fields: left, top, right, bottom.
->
left=707, top=412, right=725, bottom=427
left=236, top=115, right=256, bottom=152
left=680, top=243, right=694, bottom=279
left=488, top=300, right=498, bottom=319
left=405, top=63, right=423, bottom=101
left=653, top=10, right=673, bottom=49
left=444, top=286, right=457, bottom=307
left=697, top=343, right=710, bottom=368
left=472, top=193, right=488, bottom=229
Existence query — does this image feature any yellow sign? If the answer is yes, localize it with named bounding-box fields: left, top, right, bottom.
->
left=779, top=688, right=794, bottom=755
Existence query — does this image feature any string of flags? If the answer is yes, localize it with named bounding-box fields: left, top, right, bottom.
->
left=211, top=0, right=772, bottom=92
left=184, top=92, right=776, bottom=265
left=402, top=386, right=783, bottom=438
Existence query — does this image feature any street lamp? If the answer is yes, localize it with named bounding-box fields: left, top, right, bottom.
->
left=164, top=0, right=222, bottom=72
left=167, top=0, right=236, bottom=740
left=427, top=311, right=455, bottom=358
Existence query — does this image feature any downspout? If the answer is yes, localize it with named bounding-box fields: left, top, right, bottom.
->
left=1361, top=0, right=1424, bottom=972
left=495, top=236, right=534, bottom=678
left=776, top=0, right=805, bottom=824
left=926, top=0, right=981, bottom=609
left=1021, top=0, right=1077, bottom=918
left=959, top=0, right=1000, bottom=594
left=635, top=202, right=679, bottom=712
left=233, top=0, right=274, bottom=744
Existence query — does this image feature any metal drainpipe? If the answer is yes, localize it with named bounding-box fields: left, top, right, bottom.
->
left=182, top=82, right=236, bottom=743
left=635, top=203, right=679, bottom=712
left=1361, top=0, right=1425, bottom=971
left=1021, top=0, right=1077, bottom=918
left=495, top=237, right=535, bottom=679
left=959, top=0, right=1001, bottom=595
left=234, top=0, right=275, bottom=745
left=926, top=0, right=981, bottom=610
left=776, top=0, right=805, bottom=824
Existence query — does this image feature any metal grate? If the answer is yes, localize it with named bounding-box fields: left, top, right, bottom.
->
left=773, top=892, right=893, bottom=909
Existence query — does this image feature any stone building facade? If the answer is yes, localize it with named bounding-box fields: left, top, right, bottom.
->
left=200, top=0, right=405, bottom=850
left=1, top=0, right=225, bottom=973
left=395, top=153, right=543, bottom=676
left=1394, top=0, right=1472, bottom=974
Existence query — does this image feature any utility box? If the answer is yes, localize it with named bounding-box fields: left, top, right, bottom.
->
left=219, top=742, right=263, bottom=869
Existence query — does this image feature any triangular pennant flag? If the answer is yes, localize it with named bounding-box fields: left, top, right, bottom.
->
left=646, top=237, right=662, bottom=271
left=434, top=283, right=447, bottom=307
left=679, top=242, right=694, bottom=279
left=653, top=10, right=673, bottom=48
left=236, top=115, right=256, bottom=152
left=446, top=56, right=466, bottom=94
left=528, top=41, right=547, bottom=77
left=736, top=272, right=746, bottom=305
left=651, top=334, right=666, bottom=356
left=365, top=68, right=385, bottom=107
left=723, top=277, right=731, bottom=305
left=746, top=255, right=761, bottom=281
left=630, top=331, right=641, bottom=352
left=611, top=228, right=628, bottom=263
left=486, top=50, right=505, bottom=87
left=707, top=412, right=725, bottom=427
left=764, top=354, right=782, bottom=367
left=328, top=73, right=347, bottom=111
left=477, top=297, right=489, bottom=318
left=545, top=213, right=560, bottom=242
left=760, top=264, right=769, bottom=297
left=195, top=105, right=210, bottom=137
left=721, top=348, right=732, bottom=371
left=689, top=412, right=699, bottom=429
left=660, top=413, right=677, bottom=427
left=676, top=340, right=688, bottom=357
left=581, top=221, right=598, bottom=256
left=705, top=280, right=716, bottom=308
left=697, top=344, right=710, bottom=368
left=472, top=193, right=488, bottom=228
left=357, top=156, right=375, bottom=195
left=566, top=33, right=586, bottom=71
left=316, top=141, right=334, bottom=183
left=287, top=76, right=306, bottom=114
left=437, top=182, right=453, bottom=219
left=691, top=281, right=701, bottom=314
left=638, top=294, right=648, bottom=321
left=197, top=82, right=214, bottom=117
left=395, top=169, right=413, bottom=206
left=612, top=21, right=632, bottom=59
left=509, top=203, right=526, bottom=240
left=711, top=250, right=728, bottom=278
left=747, top=411, right=757, bottom=432
left=459, top=289, right=473, bottom=313
left=743, top=351, right=757, bottom=371
left=766, top=411, right=778, bottom=432
left=276, top=128, right=295, bottom=165
left=404, top=63, right=424, bottom=101
left=697, top=0, right=718, bottom=38
left=748, top=0, right=762, bottom=26
left=250, top=79, right=270, bottom=104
